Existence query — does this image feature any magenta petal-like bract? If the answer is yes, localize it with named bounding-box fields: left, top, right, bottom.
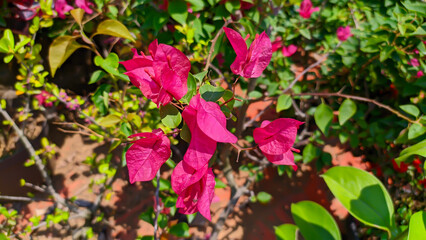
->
left=121, top=41, right=190, bottom=106
left=126, top=129, right=171, bottom=183
left=75, top=0, right=93, bottom=14
left=182, top=95, right=237, bottom=170
left=336, top=26, right=353, bottom=41
left=299, top=0, right=319, bottom=19
left=175, top=168, right=215, bottom=220
left=254, top=119, right=303, bottom=169
left=171, top=161, right=208, bottom=195
left=282, top=45, right=298, bottom=57
left=223, top=27, right=272, bottom=78
left=55, top=0, right=73, bottom=19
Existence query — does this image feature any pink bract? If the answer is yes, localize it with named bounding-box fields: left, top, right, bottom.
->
left=253, top=119, right=303, bottom=170
left=299, top=0, right=319, bottom=19
left=182, top=94, right=237, bottom=170
left=417, top=71, right=424, bottom=78
left=55, top=0, right=73, bottom=19
left=271, top=37, right=283, bottom=52
left=172, top=161, right=215, bottom=220
left=282, top=44, right=298, bottom=57
left=75, top=0, right=94, bottom=14
left=223, top=27, right=272, bottom=78
left=126, top=129, right=171, bottom=183
left=35, top=90, right=53, bottom=107
left=409, top=58, right=420, bottom=67
left=120, top=40, right=191, bottom=106
left=337, top=26, right=353, bottom=41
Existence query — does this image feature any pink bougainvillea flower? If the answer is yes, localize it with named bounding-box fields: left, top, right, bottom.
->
left=282, top=44, right=298, bottom=57
left=417, top=71, right=424, bottom=78
left=336, top=26, right=353, bottom=41
left=298, top=0, right=319, bottom=19
left=271, top=36, right=283, bottom=52
left=75, top=0, right=93, bottom=14
left=55, top=0, right=73, bottom=19
left=171, top=161, right=215, bottom=220
left=12, top=0, right=41, bottom=21
left=414, top=49, right=419, bottom=54
left=182, top=94, right=237, bottom=170
left=253, top=118, right=303, bottom=170
left=409, top=58, right=420, bottom=67
left=35, top=90, right=53, bottom=107
left=120, top=40, right=191, bottom=106
left=126, top=129, right=171, bottom=183
left=223, top=27, right=272, bottom=78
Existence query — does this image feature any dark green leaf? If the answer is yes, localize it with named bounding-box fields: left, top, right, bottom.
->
left=168, top=0, right=188, bottom=25
left=169, top=222, right=190, bottom=237
left=160, top=104, right=182, bottom=128
left=314, top=103, right=333, bottom=135
left=200, top=84, right=225, bottom=102
left=89, top=70, right=107, bottom=84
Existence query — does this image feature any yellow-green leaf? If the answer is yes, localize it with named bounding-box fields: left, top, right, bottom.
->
left=93, top=19, right=135, bottom=42
left=70, top=8, right=85, bottom=26
left=98, top=114, right=121, bottom=127
left=49, top=36, right=83, bottom=77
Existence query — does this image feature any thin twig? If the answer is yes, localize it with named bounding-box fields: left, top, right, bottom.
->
left=0, top=195, right=35, bottom=202
left=203, top=19, right=232, bottom=72
left=292, top=92, right=418, bottom=124
left=153, top=170, right=161, bottom=240
left=0, top=105, right=67, bottom=207
left=24, top=182, right=46, bottom=193
left=283, top=41, right=342, bottom=93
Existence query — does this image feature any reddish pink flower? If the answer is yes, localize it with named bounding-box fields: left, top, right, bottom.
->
left=271, top=37, right=283, bottom=52
left=337, top=26, right=353, bottom=41
left=299, top=0, right=319, bottom=19
left=126, top=129, right=171, bottom=183
left=35, top=90, right=53, bottom=107
left=414, top=49, right=419, bottom=54
left=75, top=0, right=93, bottom=14
left=412, top=158, right=422, bottom=174
left=182, top=94, right=237, bottom=170
left=121, top=40, right=191, bottom=106
left=282, top=44, right=297, bottom=57
left=55, top=0, right=73, bottom=19
left=171, top=161, right=215, bottom=220
left=392, top=159, right=408, bottom=173
left=223, top=27, right=272, bottom=78
left=253, top=118, right=303, bottom=170
left=417, top=71, right=424, bottom=78
left=409, top=58, right=420, bottom=67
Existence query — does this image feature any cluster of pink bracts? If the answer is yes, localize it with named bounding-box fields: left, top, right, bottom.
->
left=121, top=27, right=305, bottom=220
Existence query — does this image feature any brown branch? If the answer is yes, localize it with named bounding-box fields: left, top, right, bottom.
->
left=0, top=195, right=34, bottom=202
left=203, top=19, right=232, bottom=73
left=283, top=41, right=342, bottom=94
left=0, top=105, right=67, bottom=207
left=292, top=92, right=418, bottom=124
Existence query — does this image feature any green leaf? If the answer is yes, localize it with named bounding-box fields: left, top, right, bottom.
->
left=168, top=0, right=188, bottom=25
left=274, top=224, right=298, bottom=240
left=93, top=19, right=135, bottom=42
left=314, top=103, right=333, bottom=135
left=338, top=99, right=357, bottom=125
left=291, top=201, right=341, bottom=240
left=169, top=222, right=190, bottom=238
left=89, top=70, right=107, bottom=84
left=193, top=70, right=208, bottom=83
left=94, top=53, right=129, bottom=80
left=257, top=191, right=272, bottom=204
left=396, top=139, right=426, bottom=163
left=160, top=104, right=182, bottom=128
left=380, top=46, right=394, bottom=62
left=277, top=94, right=292, bottom=112
left=302, top=143, right=320, bottom=163
left=0, top=29, right=14, bottom=53
left=299, top=28, right=311, bottom=39
left=49, top=36, right=83, bottom=77
left=180, top=123, right=191, bottom=143
left=181, top=73, right=197, bottom=104
left=322, top=166, right=397, bottom=235
left=408, top=123, right=426, bottom=140
left=400, top=104, right=420, bottom=118
left=402, top=1, right=426, bottom=17
left=407, top=211, right=426, bottom=240
left=200, top=84, right=225, bottom=102
left=215, top=178, right=227, bottom=188
left=98, top=114, right=121, bottom=127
